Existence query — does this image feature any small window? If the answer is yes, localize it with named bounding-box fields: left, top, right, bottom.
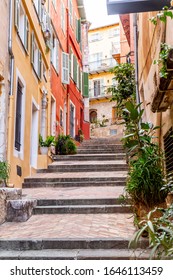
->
left=89, top=33, right=102, bottom=42
left=60, top=108, right=63, bottom=127
left=14, top=0, right=29, bottom=51
left=15, top=81, right=23, bottom=151
left=31, top=32, right=42, bottom=79
left=90, top=111, right=97, bottom=123
left=62, top=52, right=69, bottom=84
left=68, top=0, right=73, bottom=27
left=109, top=28, right=120, bottom=38
left=61, top=1, right=65, bottom=33
left=43, top=63, right=47, bottom=82
left=51, top=34, right=59, bottom=73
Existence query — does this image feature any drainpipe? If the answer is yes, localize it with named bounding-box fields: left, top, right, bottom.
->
left=7, top=0, right=14, bottom=163
left=66, top=7, right=70, bottom=135
left=133, top=13, right=140, bottom=106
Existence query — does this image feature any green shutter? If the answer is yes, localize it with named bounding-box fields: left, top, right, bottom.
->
left=77, top=19, right=81, bottom=43
left=73, top=56, right=77, bottom=84
left=78, top=67, right=81, bottom=91
left=83, top=72, right=89, bottom=97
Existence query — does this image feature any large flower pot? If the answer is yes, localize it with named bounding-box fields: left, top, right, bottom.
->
left=40, top=147, right=48, bottom=155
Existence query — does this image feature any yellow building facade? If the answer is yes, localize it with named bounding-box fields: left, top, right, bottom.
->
left=88, top=23, right=123, bottom=138
left=8, top=0, right=53, bottom=187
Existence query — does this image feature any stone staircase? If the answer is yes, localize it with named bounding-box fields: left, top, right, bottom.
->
left=0, top=137, right=148, bottom=259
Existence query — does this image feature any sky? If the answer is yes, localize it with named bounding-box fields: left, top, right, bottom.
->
left=83, top=0, right=119, bottom=29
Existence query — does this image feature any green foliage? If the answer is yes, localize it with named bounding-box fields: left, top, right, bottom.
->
left=129, top=206, right=173, bottom=259
left=123, top=101, right=167, bottom=209
left=150, top=6, right=173, bottom=25
left=153, top=43, right=171, bottom=78
left=39, top=134, right=54, bottom=147
left=54, top=135, right=77, bottom=155
left=127, top=145, right=167, bottom=209
left=108, top=63, right=136, bottom=117
left=0, top=161, right=10, bottom=187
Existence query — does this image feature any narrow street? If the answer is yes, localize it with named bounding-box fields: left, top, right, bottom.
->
left=0, top=138, right=148, bottom=259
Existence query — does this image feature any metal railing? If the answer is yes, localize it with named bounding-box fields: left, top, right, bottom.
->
left=89, top=85, right=112, bottom=98
left=89, top=58, right=117, bottom=73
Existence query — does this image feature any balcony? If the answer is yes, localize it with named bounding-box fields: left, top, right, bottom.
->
left=89, top=58, right=117, bottom=74
left=112, top=42, right=120, bottom=63
left=89, top=85, right=113, bottom=99
left=151, top=49, right=173, bottom=112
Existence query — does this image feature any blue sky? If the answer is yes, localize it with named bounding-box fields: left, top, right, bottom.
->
left=83, top=0, right=119, bottom=29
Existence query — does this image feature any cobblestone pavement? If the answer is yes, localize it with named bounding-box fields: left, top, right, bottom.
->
left=0, top=213, right=135, bottom=239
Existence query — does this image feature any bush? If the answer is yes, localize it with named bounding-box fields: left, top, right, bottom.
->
left=54, top=135, right=77, bottom=155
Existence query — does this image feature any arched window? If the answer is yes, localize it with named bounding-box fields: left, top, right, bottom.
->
left=90, top=110, right=97, bottom=123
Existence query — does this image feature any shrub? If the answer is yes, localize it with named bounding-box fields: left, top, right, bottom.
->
left=54, top=135, right=77, bottom=155
left=0, top=161, right=10, bottom=187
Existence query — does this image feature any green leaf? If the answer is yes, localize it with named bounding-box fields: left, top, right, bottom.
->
left=147, top=221, right=155, bottom=233
left=141, top=122, right=150, bottom=130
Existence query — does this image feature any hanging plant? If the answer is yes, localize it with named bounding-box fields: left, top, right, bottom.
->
left=150, top=6, right=173, bottom=25
left=154, top=43, right=172, bottom=78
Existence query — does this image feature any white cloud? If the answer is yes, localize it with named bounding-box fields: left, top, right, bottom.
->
left=84, top=0, right=119, bottom=29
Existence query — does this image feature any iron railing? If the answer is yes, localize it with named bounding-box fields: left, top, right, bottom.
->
left=89, top=57, right=117, bottom=73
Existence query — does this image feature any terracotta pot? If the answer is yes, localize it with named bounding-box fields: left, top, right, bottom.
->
left=166, top=192, right=173, bottom=207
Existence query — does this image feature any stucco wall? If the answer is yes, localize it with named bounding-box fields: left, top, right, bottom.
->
left=0, top=0, right=9, bottom=160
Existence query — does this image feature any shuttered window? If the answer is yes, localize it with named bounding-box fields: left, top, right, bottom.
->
left=62, top=52, right=69, bottom=84
left=51, top=35, right=59, bottom=73
left=73, top=55, right=77, bottom=84
left=164, top=127, right=173, bottom=177
left=14, top=0, right=29, bottom=52
left=83, top=72, right=89, bottom=97
left=15, top=82, right=23, bottom=151
left=76, top=19, right=81, bottom=43
left=31, top=32, right=42, bottom=79
left=61, top=1, right=65, bottom=33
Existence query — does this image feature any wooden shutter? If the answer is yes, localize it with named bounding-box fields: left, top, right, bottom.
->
left=77, top=19, right=81, bottom=43
left=56, top=39, right=59, bottom=72
left=15, top=82, right=23, bottom=151
left=62, top=52, right=69, bottom=84
left=83, top=72, right=89, bottom=97
left=38, top=50, right=42, bottom=79
left=31, top=32, right=35, bottom=65
left=14, top=0, right=20, bottom=30
left=73, top=56, right=77, bottom=84
left=24, top=16, right=29, bottom=51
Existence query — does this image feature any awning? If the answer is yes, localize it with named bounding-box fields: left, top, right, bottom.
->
left=107, top=0, right=171, bottom=15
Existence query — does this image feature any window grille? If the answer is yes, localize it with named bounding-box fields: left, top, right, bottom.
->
left=163, top=127, right=173, bottom=177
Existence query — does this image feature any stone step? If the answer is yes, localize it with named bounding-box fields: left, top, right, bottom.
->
left=0, top=249, right=150, bottom=260
left=38, top=163, right=128, bottom=173
left=33, top=204, right=131, bottom=215
left=52, top=154, right=126, bottom=161
left=36, top=198, right=127, bottom=206
left=23, top=180, right=126, bottom=188
left=77, top=149, right=124, bottom=154
left=0, top=238, right=148, bottom=251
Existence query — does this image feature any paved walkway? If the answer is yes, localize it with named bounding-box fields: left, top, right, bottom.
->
left=0, top=213, right=135, bottom=239
left=22, top=186, right=126, bottom=199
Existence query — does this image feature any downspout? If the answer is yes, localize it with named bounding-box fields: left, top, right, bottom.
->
left=66, top=7, right=70, bottom=135
left=133, top=13, right=140, bottom=106
left=7, top=0, right=14, bottom=163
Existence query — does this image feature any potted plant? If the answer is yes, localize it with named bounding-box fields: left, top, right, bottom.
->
left=0, top=161, right=10, bottom=187
left=39, top=134, right=54, bottom=155
left=54, top=135, right=77, bottom=155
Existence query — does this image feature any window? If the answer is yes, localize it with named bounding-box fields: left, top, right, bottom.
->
left=60, top=108, right=63, bottom=127
left=89, top=32, right=102, bottom=42
left=31, top=32, right=42, bottom=79
left=43, top=63, right=47, bottom=82
left=52, top=0, right=56, bottom=9
left=51, top=34, right=59, bottom=73
left=76, top=18, right=81, bottom=43
left=109, top=28, right=120, bottom=38
left=33, top=0, right=42, bottom=20
left=90, top=111, right=97, bottom=123
left=61, top=1, right=65, bottom=33
left=68, top=0, right=73, bottom=27
left=164, top=127, right=173, bottom=177
left=93, top=79, right=104, bottom=97
left=62, top=52, right=69, bottom=84
left=14, top=0, right=29, bottom=51
left=15, top=81, right=23, bottom=151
